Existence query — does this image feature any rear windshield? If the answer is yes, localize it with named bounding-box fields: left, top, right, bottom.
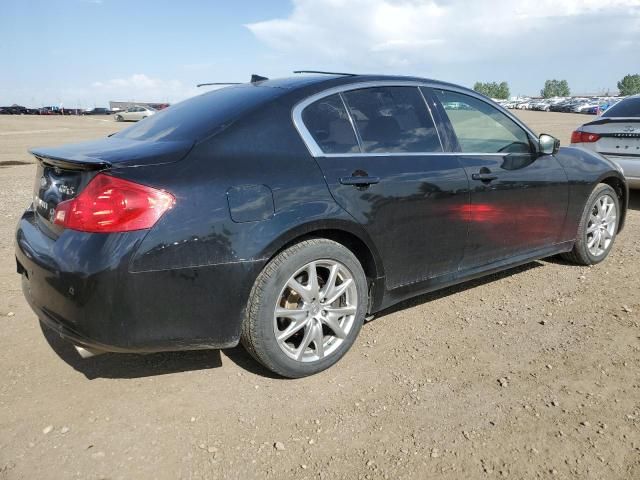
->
left=602, top=97, right=640, bottom=118
left=114, top=85, right=285, bottom=142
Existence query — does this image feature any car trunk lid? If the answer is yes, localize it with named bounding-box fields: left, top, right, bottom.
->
left=586, top=119, right=640, bottom=156
left=30, top=137, right=192, bottom=230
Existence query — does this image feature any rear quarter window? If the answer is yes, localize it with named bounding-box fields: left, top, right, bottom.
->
left=301, top=94, right=360, bottom=154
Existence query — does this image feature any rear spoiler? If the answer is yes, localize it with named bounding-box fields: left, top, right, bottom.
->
left=30, top=150, right=111, bottom=171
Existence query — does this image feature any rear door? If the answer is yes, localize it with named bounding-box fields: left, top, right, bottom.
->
left=296, top=85, right=469, bottom=289
left=426, top=87, right=569, bottom=269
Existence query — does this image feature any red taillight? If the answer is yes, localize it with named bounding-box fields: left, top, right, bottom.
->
left=570, top=130, right=600, bottom=143
left=53, top=173, right=175, bottom=233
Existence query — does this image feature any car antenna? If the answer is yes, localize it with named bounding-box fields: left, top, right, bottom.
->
left=293, top=70, right=357, bottom=76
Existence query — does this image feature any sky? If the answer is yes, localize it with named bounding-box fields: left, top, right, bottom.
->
left=2, top=0, right=639, bottom=108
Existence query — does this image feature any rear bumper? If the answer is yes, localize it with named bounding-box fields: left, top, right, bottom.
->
left=16, top=210, right=264, bottom=353
left=601, top=155, right=640, bottom=188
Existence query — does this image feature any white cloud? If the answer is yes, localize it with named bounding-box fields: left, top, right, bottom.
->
left=90, top=74, right=200, bottom=104
left=246, top=0, right=640, bottom=91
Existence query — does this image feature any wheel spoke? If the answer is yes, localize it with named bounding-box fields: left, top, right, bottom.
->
left=275, top=307, right=308, bottom=322
left=322, top=315, right=348, bottom=339
left=320, top=264, right=339, bottom=300
left=296, top=324, right=315, bottom=360
left=603, top=205, right=616, bottom=222
left=287, top=278, right=313, bottom=303
left=325, top=305, right=357, bottom=318
left=599, top=196, right=608, bottom=214
left=277, top=317, right=309, bottom=342
left=323, top=278, right=353, bottom=305
left=586, top=223, right=599, bottom=234
left=312, top=325, right=325, bottom=359
left=587, top=230, right=600, bottom=249
left=307, top=262, right=320, bottom=299
left=598, top=229, right=608, bottom=249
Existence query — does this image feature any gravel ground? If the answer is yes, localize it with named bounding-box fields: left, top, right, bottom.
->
left=0, top=112, right=638, bottom=480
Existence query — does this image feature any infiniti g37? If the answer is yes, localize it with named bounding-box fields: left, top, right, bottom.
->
left=16, top=74, right=628, bottom=377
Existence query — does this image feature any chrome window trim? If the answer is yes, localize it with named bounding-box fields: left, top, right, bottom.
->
left=338, top=92, right=363, bottom=152
left=417, top=86, right=444, bottom=151
left=318, top=152, right=508, bottom=158
left=291, top=80, right=539, bottom=158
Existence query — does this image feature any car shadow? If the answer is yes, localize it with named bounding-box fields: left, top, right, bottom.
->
left=41, top=260, right=556, bottom=380
left=628, top=189, right=640, bottom=211
left=40, top=322, right=281, bottom=380
left=371, top=261, right=544, bottom=320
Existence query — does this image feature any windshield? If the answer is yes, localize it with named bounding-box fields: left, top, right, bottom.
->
left=602, top=97, right=640, bottom=118
left=114, top=84, right=286, bottom=142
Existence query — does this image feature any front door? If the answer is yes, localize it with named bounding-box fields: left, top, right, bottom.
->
left=298, top=85, right=470, bottom=289
left=427, top=88, right=569, bottom=269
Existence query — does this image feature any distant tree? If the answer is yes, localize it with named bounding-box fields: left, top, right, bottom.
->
left=541, top=79, right=570, bottom=98
left=497, top=81, right=510, bottom=100
left=617, top=74, right=640, bottom=96
left=473, top=81, right=510, bottom=99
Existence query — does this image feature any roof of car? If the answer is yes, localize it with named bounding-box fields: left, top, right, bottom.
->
left=255, top=73, right=462, bottom=90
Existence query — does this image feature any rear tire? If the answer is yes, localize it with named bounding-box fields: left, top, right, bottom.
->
left=561, top=183, right=619, bottom=265
left=241, top=239, right=367, bottom=378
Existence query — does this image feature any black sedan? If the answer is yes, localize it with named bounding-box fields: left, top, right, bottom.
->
left=16, top=74, right=628, bottom=378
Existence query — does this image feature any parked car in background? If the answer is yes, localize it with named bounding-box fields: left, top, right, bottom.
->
left=62, top=108, right=83, bottom=116
left=571, top=101, right=594, bottom=113
left=529, top=100, right=547, bottom=111
left=0, top=105, right=29, bottom=114
left=83, top=107, right=112, bottom=115
left=38, top=107, right=59, bottom=115
left=515, top=99, right=533, bottom=109
left=16, top=74, right=627, bottom=378
left=571, top=94, right=640, bottom=189
left=114, top=105, right=157, bottom=122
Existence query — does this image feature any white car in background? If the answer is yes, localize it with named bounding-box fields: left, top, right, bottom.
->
left=114, top=105, right=156, bottom=122
left=571, top=94, right=640, bottom=188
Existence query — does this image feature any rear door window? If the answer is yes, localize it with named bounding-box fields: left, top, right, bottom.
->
left=341, top=86, right=442, bottom=153
left=301, top=94, right=359, bottom=154
left=432, top=89, right=532, bottom=154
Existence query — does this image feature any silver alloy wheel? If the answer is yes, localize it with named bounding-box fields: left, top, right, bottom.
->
left=586, top=193, right=617, bottom=257
left=274, top=260, right=358, bottom=363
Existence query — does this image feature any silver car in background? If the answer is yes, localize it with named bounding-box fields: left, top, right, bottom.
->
left=114, top=105, right=156, bottom=122
left=571, top=94, right=640, bottom=188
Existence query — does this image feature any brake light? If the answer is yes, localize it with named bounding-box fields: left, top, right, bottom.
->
left=53, top=173, right=175, bottom=233
left=570, top=131, right=600, bottom=143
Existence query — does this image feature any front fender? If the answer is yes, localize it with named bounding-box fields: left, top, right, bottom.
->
left=554, top=146, right=628, bottom=238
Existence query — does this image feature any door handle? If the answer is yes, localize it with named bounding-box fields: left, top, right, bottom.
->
left=339, top=176, right=381, bottom=186
left=471, top=172, right=498, bottom=182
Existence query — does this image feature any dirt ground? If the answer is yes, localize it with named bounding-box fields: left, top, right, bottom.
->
left=0, top=112, right=638, bottom=480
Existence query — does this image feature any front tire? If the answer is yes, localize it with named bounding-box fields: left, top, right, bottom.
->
left=241, top=239, right=367, bottom=378
left=562, top=183, right=619, bottom=265
left=115, top=115, right=123, bottom=122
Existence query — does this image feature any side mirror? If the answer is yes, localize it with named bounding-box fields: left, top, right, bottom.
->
left=539, top=134, right=560, bottom=155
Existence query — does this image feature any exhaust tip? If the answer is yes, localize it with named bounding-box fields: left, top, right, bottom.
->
left=74, top=345, right=105, bottom=359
